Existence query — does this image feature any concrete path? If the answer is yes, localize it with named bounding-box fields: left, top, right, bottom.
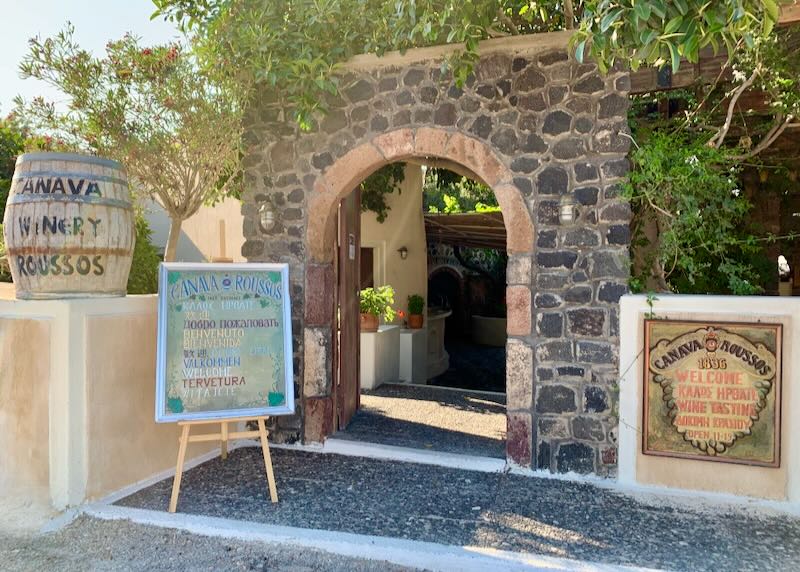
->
left=0, top=515, right=422, bottom=572
left=335, top=383, right=506, bottom=458
left=115, top=447, right=800, bottom=571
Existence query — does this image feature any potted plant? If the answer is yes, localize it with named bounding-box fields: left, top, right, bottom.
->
left=359, top=285, right=396, bottom=332
left=407, top=294, right=425, bottom=329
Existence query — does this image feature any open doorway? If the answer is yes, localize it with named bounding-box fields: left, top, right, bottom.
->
left=331, top=162, right=508, bottom=459
left=424, top=167, right=508, bottom=394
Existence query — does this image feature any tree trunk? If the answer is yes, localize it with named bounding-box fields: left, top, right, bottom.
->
left=164, top=216, right=183, bottom=262
left=565, top=0, right=575, bottom=29
left=632, top=212, right=670, bottom=292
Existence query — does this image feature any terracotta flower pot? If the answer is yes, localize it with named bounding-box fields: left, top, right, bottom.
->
left=408, top=313, right=424, bottom=329
left=360, top=312, right=379, bottom=332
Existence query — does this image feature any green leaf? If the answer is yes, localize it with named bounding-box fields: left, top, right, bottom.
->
left=639, top=29, right=658, bottom=46
left=600, top=8, right=624, bottom=33
left=574, top=39, right=587, bottom=63
left=650, top=1, right=667, bottom=19
left=684, top=34, right=700, bottom=63
left=763, top=16, right=775, bottom=38
left=763, top=0, right=780, bottom=24
left=667, top=41, right=680, bottom=73
left=664, top=16, right=683, bottom=35
left=634, top=3, right=651, bottom=21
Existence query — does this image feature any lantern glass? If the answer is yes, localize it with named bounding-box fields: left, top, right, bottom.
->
left=559, top=194, right=575, bottom=224
left=259, top=202, right=276, bottom=232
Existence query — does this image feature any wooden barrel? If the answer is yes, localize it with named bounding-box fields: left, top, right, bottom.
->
left=2, top=152, right=135, bottom=299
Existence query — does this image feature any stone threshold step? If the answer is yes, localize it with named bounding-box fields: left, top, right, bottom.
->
left=76, top=504, right=655, bottom=572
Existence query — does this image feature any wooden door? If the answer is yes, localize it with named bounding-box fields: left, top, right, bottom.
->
left=334, top=188, right=361, bottom=430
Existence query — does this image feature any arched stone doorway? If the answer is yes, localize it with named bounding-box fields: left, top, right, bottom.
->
left=307, top=129, right=534, bottom=463
left=241, top=32, right=632, bottom=474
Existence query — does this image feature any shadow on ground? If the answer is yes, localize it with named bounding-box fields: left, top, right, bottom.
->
left=117, top=448, right=800, bottom=572
left=335, top=384, right=506, bottom=458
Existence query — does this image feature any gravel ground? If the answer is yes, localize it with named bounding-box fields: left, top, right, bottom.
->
left=0, top=515, right=425, bottom=572
left=117, top=447, right=800, bottom=571
left=334, top=384, right=506, bottom=458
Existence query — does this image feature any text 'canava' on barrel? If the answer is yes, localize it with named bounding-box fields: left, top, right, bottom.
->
left=2, top=152, right=135, bottom=299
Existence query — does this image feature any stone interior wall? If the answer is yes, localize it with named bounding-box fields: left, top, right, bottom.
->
left=240, top=33, right=632, bottom=475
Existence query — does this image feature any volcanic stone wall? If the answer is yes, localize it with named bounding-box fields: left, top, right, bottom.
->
left=240, top=33, right=631, bottom=476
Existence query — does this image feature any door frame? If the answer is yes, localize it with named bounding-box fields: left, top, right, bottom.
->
left=333, top=187, right=361, bottom=430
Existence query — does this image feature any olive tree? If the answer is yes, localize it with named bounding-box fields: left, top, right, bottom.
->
left=16, top=25, right=244, bottom=261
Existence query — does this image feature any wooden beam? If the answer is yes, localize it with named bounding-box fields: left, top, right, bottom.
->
left=781, top=3, right=800, bottom=25
left=629, top=3, right=800, bottom=95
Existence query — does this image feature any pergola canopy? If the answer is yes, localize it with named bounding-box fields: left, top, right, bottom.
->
left=424, top=211, right=506, bottom=250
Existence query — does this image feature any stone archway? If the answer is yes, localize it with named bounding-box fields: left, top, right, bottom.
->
left=306, top=129, right=533, bottom=262
left=307, top=128, right=535, bottom=463
left=241, top=31, right=632, bottom=474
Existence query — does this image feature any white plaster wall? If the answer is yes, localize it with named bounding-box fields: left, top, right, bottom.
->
left=0, top=282, right=15, bottom=299
left=0, top=296, right=213, bottom=510
left=360, top=165, right=427, bottom=316
left=619, top=294, right=800, bottom=503
left=144, top=197, right=245, bottom=262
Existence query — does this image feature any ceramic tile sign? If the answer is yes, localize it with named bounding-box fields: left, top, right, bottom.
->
left=155, top=263, right=294, bottom=422
left=643, top=320, right=782, bottom=467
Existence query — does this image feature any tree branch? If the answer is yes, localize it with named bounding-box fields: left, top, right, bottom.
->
left=681, top=48, right=737, bottom=129
left=709, top=67, right=759, bottom=149
left=728, top=114, right=795, bottom=160
left=496, top=8, right=519, bottom=35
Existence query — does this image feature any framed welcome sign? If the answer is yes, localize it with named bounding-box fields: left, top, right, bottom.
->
left=155, top=263, right=295, bottom=422
left=643, top=319, right=782, bottom=467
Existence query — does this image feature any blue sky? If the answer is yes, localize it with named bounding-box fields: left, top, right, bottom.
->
left=0, top=1, right=180, bottom=113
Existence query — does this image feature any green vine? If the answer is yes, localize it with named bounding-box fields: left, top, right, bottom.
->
left=360, top=163, right=405, bottom=223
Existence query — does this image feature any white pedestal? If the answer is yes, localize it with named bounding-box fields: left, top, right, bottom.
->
left=360, top=325, right=400, bottom=390
left=399, top=328, right=427, bottom=383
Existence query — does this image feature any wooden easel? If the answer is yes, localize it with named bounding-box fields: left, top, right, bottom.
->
left=169, top=416, right=278, bottom=513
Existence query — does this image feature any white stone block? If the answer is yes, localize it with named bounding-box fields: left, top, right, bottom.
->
left=360, top=325, right=400, bottom=390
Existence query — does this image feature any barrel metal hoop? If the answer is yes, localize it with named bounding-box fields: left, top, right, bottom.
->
left=7, top=195, right=133, bottom=210
left=15, top=291, right=128, bottom=299
left=13, top=170, right=129, bottom=186
left=7, top=247, right=133, bottom=256
left=16, top=152, right=124, bottom=170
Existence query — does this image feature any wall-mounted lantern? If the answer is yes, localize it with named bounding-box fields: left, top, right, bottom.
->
left=397, top=246, right=409, bottom=260
left=258, top=199, right=277, bottom=233
left=559, top=194, right=576, bottom=225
